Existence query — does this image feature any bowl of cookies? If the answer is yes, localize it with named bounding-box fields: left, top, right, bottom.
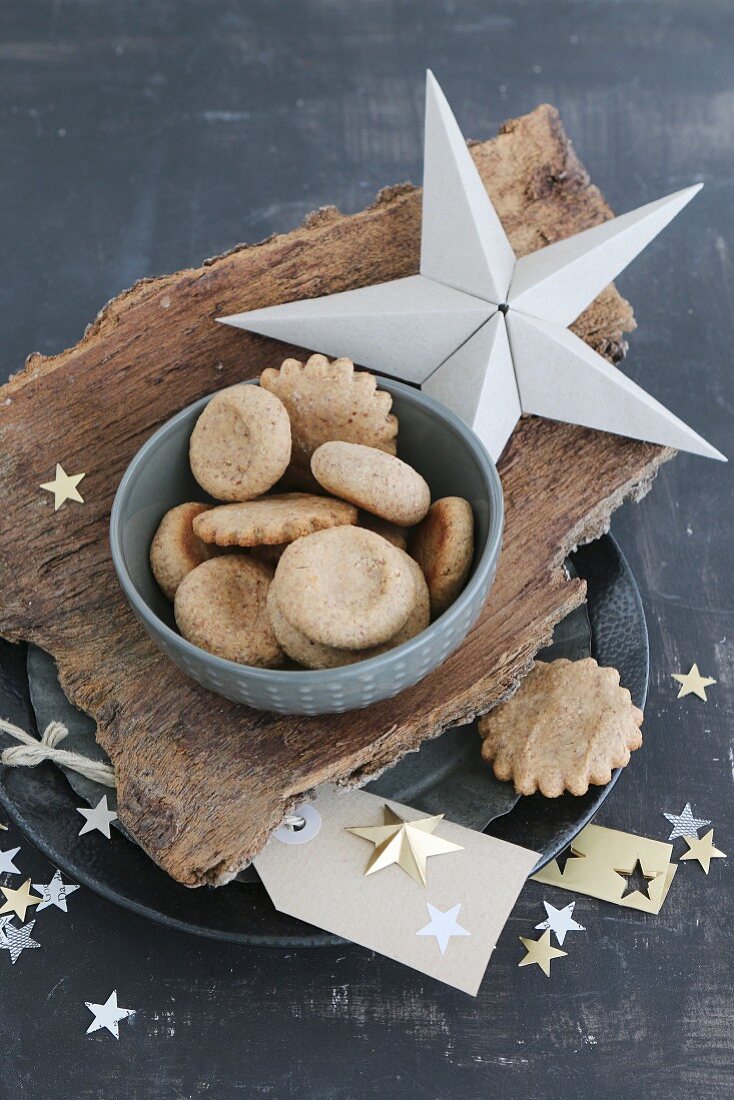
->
left=110, top=354, right=504, bottom=714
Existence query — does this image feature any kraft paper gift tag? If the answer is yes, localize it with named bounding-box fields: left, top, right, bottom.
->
left=254, top=785, right=539, bottom=996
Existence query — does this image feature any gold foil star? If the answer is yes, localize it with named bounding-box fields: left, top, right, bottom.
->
left=40, top=463, right=86, bottom=510
left=0, top=878, right=43, bottom=920
left=680, top=830, right=726, bottom=873
left=671, top=663, right=716, bottom=701
left=518, top=929, right=567, bottom=976
left=347, top=805, right=463, bottom=886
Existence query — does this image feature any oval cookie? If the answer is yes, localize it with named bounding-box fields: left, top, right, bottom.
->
left=410, top=497, right=474, bottom=617
left=150, top=502, right=215, bottom=601
left=193, top=493, right=357, bottom=548
left=268, top=551, right=429, bottom=669
left=189, top=384, right=291, bottom=501
left=174, top=556, right=283, bottom=668
left=272, top=526, right=415, bottom=650
left=478, top=658, right=644, bottom=798
left=311, top=441, right=430, bottom=526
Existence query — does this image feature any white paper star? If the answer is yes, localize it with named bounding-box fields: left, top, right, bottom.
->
left=416, top=902, right=470, bottom=955
left=33, top=869, right=80, bottom=913
left=0, top=845, right=21, bottom=875
left=535, top=900, right=586, bottom=946
left=77, top=796, right=118, bottom=839
left=663, top=803, right=711, bottom=841
left=85, top=990, right=136, bottom=1039
left=0, top=918, right=40, bottom=965
left=220, top=72, right=723, bottom=464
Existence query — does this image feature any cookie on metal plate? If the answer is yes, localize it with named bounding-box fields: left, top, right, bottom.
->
left=478, top=658, right=643, bottom=797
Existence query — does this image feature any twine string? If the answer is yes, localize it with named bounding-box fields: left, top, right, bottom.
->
left=0, top=717, right=116, bottom=788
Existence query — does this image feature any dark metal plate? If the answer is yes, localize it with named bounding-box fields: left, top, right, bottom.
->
left=0, top=535, right=647, bottom=945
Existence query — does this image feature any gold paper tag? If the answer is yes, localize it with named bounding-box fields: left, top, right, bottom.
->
left=532, top=823, right=676, bottom=913
left=254, top=786, right=539, bottom=996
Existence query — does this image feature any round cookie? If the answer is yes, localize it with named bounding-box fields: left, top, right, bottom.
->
left=311, top=441, right=430, bottom=526
left=193, top=493, right=357, bottom=548
left=150, top=502, right=215, bottom=601
left=268, top=551, right=430, bottom=669
left=174, top=556, right=283, bottom=668
left=189, top=384, right=291, bottom=501
left=410, top=497, right=474, bottom=617
left=272, top=526, right=415, bottom=650
left=358, top=510, right=408, bottom=551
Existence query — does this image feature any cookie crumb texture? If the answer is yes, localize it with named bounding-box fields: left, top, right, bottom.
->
left=150, top=502, right=215, bottom=601
left=174, top=556, right=283, bottom=668
left=272, top=526, right=416, bottom=650
left=478, top=658, right=643, bottom=798
left=311, top=440, right=431, bottom=526
left=189, top=384, right=291, bottom=501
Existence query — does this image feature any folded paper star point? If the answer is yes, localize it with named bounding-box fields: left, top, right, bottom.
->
left=671, top=664, right=716, bottom=701
left=347, top=805, right=463, bottom=886
left=219, top=72, right=724, bottom=465
left=40, top=464, right=86, bottom=510
left=680, top=830, right=726, bottom=873
left=518, top=929, right=567, bottom=976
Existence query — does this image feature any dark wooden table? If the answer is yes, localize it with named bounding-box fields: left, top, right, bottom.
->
left=0, top=3, right=731, bottom=1097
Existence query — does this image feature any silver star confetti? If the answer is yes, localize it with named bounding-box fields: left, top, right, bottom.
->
left=0, top=845, right=21, bottom=875
left=663, top=803, right=711, bottom=841
left=85, top=991, right=136, bottom=1039
left=77, top=796, right=118, bottom=839
left=33, top=869, right=80, bottom=913
left=535, top=900, right=586, bottom=946
left=0, top=918, right=40, bottom=965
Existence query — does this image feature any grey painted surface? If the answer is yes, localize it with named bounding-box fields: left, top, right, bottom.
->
left=0, top=2, right=731, bottom=1097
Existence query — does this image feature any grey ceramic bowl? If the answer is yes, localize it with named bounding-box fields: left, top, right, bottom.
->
left=110, top=378, right=504, bottom=715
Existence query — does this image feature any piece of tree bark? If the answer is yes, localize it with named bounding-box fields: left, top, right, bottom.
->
left=0, top=105, right=669, bottom=886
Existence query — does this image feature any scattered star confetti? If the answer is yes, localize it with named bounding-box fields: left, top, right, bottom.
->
left=85, top=991, right=136, bottom=1039
left=0, top=919, right=40, bottom=965
left=680, top=830, right=726, bottom=874
left=518, top=929, right=567, bottom=976
left=77, top=795, right=118, bottom=839
left=663, top=803, right=711, bottom=841
left=33, top=869, right=80, bottom=913
left=0, top=845, right=21, bottom=875
left=416, top=902, right=470, bottom=955
left=40, top=463, right=86, bottom=510
left=535, top=900, right=585, bottom=946
left=0, top=878, right=43, bottom=920
left=346, top=805, right=463, bottom=886
left=671, top=663, right=716, bottom=701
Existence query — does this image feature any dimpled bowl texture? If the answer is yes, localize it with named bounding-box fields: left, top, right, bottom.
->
left=110, top=378, right=504, bottom=715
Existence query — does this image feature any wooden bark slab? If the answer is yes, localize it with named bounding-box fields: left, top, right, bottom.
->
left=0, top=105, right=670, bottom=886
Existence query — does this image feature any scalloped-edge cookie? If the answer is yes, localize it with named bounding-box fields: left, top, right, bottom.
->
left=260, top=354, right=397, bottom=489
left=478, top=658, right=643, bottom=797
left=193, top=493, right=357, bottom=548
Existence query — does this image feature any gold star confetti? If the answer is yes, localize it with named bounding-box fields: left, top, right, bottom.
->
left=346, top=805, right=463, bottom=886
left=518, top=929, right=567, bottom=976
left=671, top=663, right=716, bottom=701
left=0, top=878, right=43, bottom=921
left=40, top=464, right=86, bottom=510
left=680, top=830, right=726, bottom=874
